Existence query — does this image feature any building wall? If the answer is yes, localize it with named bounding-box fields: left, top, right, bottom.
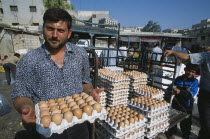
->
left=0, top=29, right=41, bottom=57
left=0, top=0, right=44, bottom=26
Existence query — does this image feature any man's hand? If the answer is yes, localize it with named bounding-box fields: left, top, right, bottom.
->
left=21, top=105, right=36, bottom=129
left=173, top=88, right=181, bottom=94
left=163, top=50, right=175, bottom=57
left=89, top=88, right=104, bottom=102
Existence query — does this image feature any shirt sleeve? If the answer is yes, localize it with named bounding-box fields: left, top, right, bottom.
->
left=189, top=79, right=199, bottom=97
left=11, top=57, right=33, bottom=101
left=82, top=51, right=91, bottom=84
left=190, top=53, right=204, bottom=64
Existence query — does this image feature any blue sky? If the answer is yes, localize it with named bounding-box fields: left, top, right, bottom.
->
left=70, top=0, right=210, bottom=30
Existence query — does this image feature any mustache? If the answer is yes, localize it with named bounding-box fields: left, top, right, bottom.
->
left=49, top=38, right=60, bottom=41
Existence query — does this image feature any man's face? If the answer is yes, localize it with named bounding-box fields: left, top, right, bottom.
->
left=43, top=20, right=72, bottom=49
left=184, top=69, right=196, bottom=79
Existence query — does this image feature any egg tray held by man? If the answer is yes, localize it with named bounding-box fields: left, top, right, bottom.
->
left=35, top=92, right=107, bottom=138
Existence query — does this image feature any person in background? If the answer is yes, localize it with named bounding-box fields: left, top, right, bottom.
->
left=119, top=43, right=127, bottom=58
left=100, top=42, right=117, bottom=66
left=164, top=50, right=210, bottom=139
left=2, top=53, right=20, bottom=85
left=3, top=55, right=8, bottom=61
left=166, top=63, right=199, bottom=139
left=11, top=8, right=103, bottom=139
left=151, top=42, right=162, bottom=61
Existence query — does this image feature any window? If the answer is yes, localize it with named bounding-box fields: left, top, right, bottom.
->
left=10, top=6, right=18, bottom=12
left=92, top=14, right=96, bottom=18
left=30, top=6, right=36, bottom=12
left=0, top=8, right=3, bottom=14
left=12, top=23, right=19, bottom=26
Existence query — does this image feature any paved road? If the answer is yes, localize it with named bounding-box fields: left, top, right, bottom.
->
left=0, top=72, right=200, bottom=139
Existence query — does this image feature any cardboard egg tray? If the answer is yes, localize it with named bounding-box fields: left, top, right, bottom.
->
left=131, top=91, right=164, bottom=100
left=96, top=121, right=145, bottom=139
left=35, top=94, right=107, bottom=137
left=146, top=121, right=169, bottom=138
left=96, top=119, right=146, bottom=138
left=104, top=66, right=124, bottom=72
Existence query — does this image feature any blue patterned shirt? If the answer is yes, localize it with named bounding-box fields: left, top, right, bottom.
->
left=11, top=42, right=91, bottom=104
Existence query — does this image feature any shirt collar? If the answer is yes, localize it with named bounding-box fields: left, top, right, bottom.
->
left=42, top=42, right=74, bottom=57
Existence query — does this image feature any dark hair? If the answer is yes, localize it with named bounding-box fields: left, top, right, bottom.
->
left=185, top=63, right=199, bottom=73
left=14, top=53, right=20, bottom=58
left=43, top=8, right=72, bottom=29
left=4, top=55, right=8, bottom=59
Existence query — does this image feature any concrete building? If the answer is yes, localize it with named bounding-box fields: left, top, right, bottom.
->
left=77, top=11, right=109, bottom=27
left=162, top=28, right=180, bottom=33
left=121, top=27, right=143, bottom=32
left=99, top=18, right=118, bottom=30
left=0, top=0, right=45, bottom=26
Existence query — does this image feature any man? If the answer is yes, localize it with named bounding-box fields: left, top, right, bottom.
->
left=164, top=50, right=210, bottom=139
left=11, top=8, right=103, bottom=139
left=151, top=42, right=162, bottom=61
left=2, top=53, right=20, bottom=85
left=166, top=64, right=199, bottom=139
left=100, top=43, right=117, bottom=66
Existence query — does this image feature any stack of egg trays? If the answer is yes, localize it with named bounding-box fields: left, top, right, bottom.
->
left=128, top=102, right=170, bottom=138
left=104, top=81, right=130, bottom=107
left=96, top=119, right=146, bottom=139
left=104, top=66, right=124, bottom=73
left=130, top=90, right=164, bottom=101
left=99, top=91, right=106, bottom=107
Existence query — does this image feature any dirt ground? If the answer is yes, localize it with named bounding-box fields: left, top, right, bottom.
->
left=0, top=72, right=200, bottom=139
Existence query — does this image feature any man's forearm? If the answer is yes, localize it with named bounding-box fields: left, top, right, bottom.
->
left=13, top=97, right=34, bottom=114
left=172, top=51, right=190, bottom=60
left=83, top=83, right=94, bottom=94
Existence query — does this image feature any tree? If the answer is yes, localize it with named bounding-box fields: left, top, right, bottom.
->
left=142, top=20, right=161, bottom=32
left=43, top=0, right=75, bottom=11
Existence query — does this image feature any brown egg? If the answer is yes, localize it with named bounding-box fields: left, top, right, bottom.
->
left=50, top=105, right=58, bottom=112
left=51, top=109, right=61, bottom=116
left=79, top=103, right=87, bottom=109
left=106, top=107, right=110, bottom=111
left=63, top=111, right=73, bottom=123
left=82, top=94, right=89, bottom=99
left=61, top=107, right=70, bottom=114
left=119, top=122, right=125, bottom=128
left=92, top=103, right=102, bottom=113
left=59, top=103, right=67, bottom=110
left=77, top=99, right=85, bottom=105
left=83, top=105, right=93, bottom=116
left=56, top=98, right=63, bottom=103
left=71, top=105, right=79, bottom=111
left=64, top=96, right=71, bottom=101
left=88, top=100, right=96, bottom=106
left=41, top=115, right=51, bottom=128
left=72, top=94, right=79, bottom=99
left=134, top=116, right=139, bottom=122
left=40, top=110, right=50, bottom=118
left=39, top=101, right=46, bottom=106
left=85, top=96, right=93, bottom=103
left=39, top=103, right=49, bottom=109
left=48, top=99, right=55, bottom=104
left=137, top=114, right=143, bottom=120
left=49, top=102, right=57, bottom=107
left=74, top=97, right=82, bottom=102
left=125, top=120, right=130, bottom=126
left=68, top=101, right=77, bottom=108
left=58, top=100, right=65, bottom=106
left=73, top=108, right=83, bottom=119
left=114, top=119, right=120, bottom=124
left=129, top=118, right=135, bottom=124
left=80, top=92, right=87, bottom=97
left=108, top=113, right=112, bottom=118
left=66, top=98, right=74, bottom=104
left=40, top=107, right=49, bottom=112
left=52, top=113, right=62, bottom=126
